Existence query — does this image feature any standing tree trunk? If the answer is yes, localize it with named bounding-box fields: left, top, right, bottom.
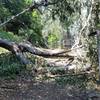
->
left=69, top=0, right=93, bottom=68
left=89, top=0, right=100, bottom=80
left=92, top=0, right=100, bottom=79
left=97, top=30, right=100, bottom=79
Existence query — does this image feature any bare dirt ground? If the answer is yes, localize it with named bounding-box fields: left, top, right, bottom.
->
left=0, top=74, right=100, bottom=100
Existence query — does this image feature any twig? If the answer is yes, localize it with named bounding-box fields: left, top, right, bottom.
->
left=64, top=45, right=83, bottom=52
left=47, top=70, right=95, bottom=78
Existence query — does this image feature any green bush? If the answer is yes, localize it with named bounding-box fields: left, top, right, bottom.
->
left=0, top=31, right=24, bottom=42
left=0, top=53, right=24, bottom=77
left=47, top=33, right=59, bottom=48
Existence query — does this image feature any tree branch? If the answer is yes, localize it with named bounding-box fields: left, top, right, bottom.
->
left=0, top=0, right=58, bottom=27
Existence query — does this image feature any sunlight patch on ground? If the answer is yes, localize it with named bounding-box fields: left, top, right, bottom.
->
left=0, top=47, right=9, bottom=54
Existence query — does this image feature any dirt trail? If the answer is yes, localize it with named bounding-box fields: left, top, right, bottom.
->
left=0, top=76, right=100, bottom=100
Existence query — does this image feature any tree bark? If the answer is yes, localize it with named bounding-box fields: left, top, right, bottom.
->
left=0, top=39, right=31, bottom=65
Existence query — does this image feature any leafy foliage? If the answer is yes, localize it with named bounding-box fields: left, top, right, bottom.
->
left=0, top=31, right=24, bottom=42
left=0, top=53, right=23, bottom=77
left=47, top=33, right=59, bottom=48
left=50, top=0, right=80, bottom=25
left=0, top=0, right=45, bottom=46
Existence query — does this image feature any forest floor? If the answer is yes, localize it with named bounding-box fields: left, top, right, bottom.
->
left=0, top=68, right=100, bottom=100
left=0, top=50, right=100, bottom=100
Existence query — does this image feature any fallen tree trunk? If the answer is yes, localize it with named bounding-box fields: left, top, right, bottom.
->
left=0, top=38, right=73, bottom=65
left=19, top=43, right=73, bottom=57
left=0, top=38, right=92, bottom=73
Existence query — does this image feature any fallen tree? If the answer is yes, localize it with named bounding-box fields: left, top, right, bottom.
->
left=0, top=38, right=92, bottom=74
left=0, top=38, right=74, bottom=65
